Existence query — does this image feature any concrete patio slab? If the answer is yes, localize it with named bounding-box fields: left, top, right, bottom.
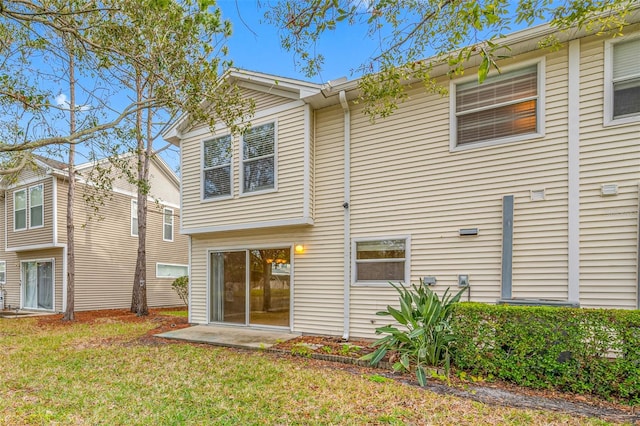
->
left=156, top=325, right=300, bottom=350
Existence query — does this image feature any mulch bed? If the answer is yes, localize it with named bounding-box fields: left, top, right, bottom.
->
left=32, top=309, right=640, bottom=424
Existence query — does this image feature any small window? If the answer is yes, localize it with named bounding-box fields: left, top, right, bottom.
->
left=156, top=263, right=188, bottom=279
left=606, top=37, right=640, bottom=123
left=242, top=122, right=276, bottom=194
left=29, top=184, right=44, bottom=228
left=131, top=199, right=138, bottom=236
left=163, top=208, right=173, bottom=242
left=353, top=238, right=409, bottom=285
left=452, top=63, right=542, bottom=148
left=203, top=134, right=232, bottom=199
left=14, top=189, right=27, bottom=231
left=0, top=261, right=6, bottom=284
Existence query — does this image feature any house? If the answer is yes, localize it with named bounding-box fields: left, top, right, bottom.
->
left=0, top=154, right=188, bottom=312
left=163, top=17, right=640, bottom=339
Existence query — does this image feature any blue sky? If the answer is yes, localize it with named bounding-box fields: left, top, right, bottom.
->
left=218, top=1, right=375, bottom=83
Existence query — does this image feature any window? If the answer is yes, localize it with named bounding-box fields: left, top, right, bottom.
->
left=203, top=134, right=232, bottom=199
left=14, top=189, right=27, bottom=231
left=163, top=208, right=173, bottom=242
left=605, top=37, right=640, bottom=124
left=131, top=199, right=138, bottom=236
left=156, top=263, right=188, bottom=279
left=29, top=184, right=43, bottom=228
left=353, top=238, right=409, bottom=285
left=452, top=63, right=542, bottom=148
left=0, top=261, right=6, bottom=284
left=242, top=122, right=276, bottom=194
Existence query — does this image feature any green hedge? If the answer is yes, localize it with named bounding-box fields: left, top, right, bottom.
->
left=451, top=303, right=640, bottom=404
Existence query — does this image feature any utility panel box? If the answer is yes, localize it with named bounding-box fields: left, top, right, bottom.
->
left=458, top=275, right=470, bottom=287
left=423, top=276, right=437, bottom=286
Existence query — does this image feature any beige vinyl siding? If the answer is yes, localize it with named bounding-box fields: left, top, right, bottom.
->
left=18, top=166, right=49, bottom=182
left=578, top=33, right=640, bottom=308
left=6, top=177, right=55, bottom=249
left=0, top=196, right=21, bottom=309
left=16, top=248, right=64, bottom=312
left=56, top=179, right=187, bottom=310
left=189, top=104, right=346, bottom=336
left=240, top=87, right=295, bottom=111
left=181, top=103, right=309, bottom=230
left=347, top=49, right=570, bottom=337
left=73, top=191, right=187, bottom=310
left=79, top=158, right=179, bottom=206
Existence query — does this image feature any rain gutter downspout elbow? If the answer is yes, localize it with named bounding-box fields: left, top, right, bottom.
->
left=340, top=90, right=351, bottom=340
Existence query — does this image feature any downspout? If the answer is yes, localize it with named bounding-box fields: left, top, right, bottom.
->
left=340, top=90, right=351, bottom=340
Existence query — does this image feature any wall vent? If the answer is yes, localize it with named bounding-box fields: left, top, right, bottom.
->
left=530, top=189, right=545, bottom=201
left=601, top=184, right=618, bottom=196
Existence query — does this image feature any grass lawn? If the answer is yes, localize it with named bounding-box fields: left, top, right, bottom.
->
left=0, top=313, right=614, bottom=425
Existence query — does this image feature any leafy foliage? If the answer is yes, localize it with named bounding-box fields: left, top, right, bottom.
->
left=266, top=0, right=635, bottom=119
left=451, top=303, right=640, bottom=404
left=361, top=281, right=467, bottom=386
left=171, top=276, right=189, bottom=306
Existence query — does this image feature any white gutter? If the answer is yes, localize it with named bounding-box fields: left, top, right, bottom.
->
left=340, top=90, right=351, bottom=340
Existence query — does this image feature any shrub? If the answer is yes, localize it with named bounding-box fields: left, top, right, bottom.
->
left=451, top=303, right=640, bottom=404
left=361, top=281, right=467, bottom=386
left=171, top=276, right=189, bottom=306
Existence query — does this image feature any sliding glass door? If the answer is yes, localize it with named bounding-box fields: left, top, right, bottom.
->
left=22, top=260, right=54, bottom=310
left=210, top=248, right=290, bottom=328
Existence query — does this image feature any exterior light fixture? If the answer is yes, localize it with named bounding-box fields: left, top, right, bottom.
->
left=295, top=244, right=305, bottom=254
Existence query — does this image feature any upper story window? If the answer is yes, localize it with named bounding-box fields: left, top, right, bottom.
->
left=451, top=62, right=543, bottom=150
left=163, top=208, right=174, bottom=242
left=131, top=199, right=138, bottom=236
left=203, top=134, right=232, bottom=199
left=0, top=261, right=6, bottom=284
left=242, top=122, right=276, bottom=194
left=605, top=37, right=640, bottom=125
left=14, top=189, right=27, bottom=231
left=29, top=184, right=44, bottom=228
left=353, top=237, right=410, bottom=285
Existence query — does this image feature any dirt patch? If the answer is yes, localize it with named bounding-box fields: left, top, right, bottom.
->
left=36, top=307, right=190, bottom=338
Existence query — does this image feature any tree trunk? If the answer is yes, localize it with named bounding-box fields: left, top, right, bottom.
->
left=63, top=38, right=76, bottom=321
left=131, top=188, right=148, bottom=316
left=131, top=72, right=149, bottom=316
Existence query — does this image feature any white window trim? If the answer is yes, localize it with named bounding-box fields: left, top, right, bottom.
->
left=156, top=262, right=189, bottom=279
left=28, top=184, right=44, bottom=229
left=131, top=199, right=138, bottom=237
left=201, top=134, right=234, bottom=202
left=163, top=207, right=174, bottom=242
left=240, top=120, right=278, bottom=197
left=351, top=235, right=411, bottom=287
left=0, top=260, right=6, bottom=284
left=13, top=189, right=27, bottom=231
left=449, top=58, right=546, bottom=152
left=604, top=34, right=640, bottom=127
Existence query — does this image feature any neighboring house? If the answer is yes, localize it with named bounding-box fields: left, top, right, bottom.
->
left=163, top=18, right=640, bottom=339
left=0, top=155, right=188, bottom=312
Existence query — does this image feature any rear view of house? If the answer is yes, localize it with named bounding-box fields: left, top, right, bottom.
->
left=165, top=18, right=640, bottom=338
left=0, top=155, right=188, bottom=312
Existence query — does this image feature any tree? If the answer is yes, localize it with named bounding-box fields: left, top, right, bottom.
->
left=266, top=0, right=635, bottom=118
left=1, top=0, right=251, bottom=318
left=94, top=0, right=251, bottom=316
